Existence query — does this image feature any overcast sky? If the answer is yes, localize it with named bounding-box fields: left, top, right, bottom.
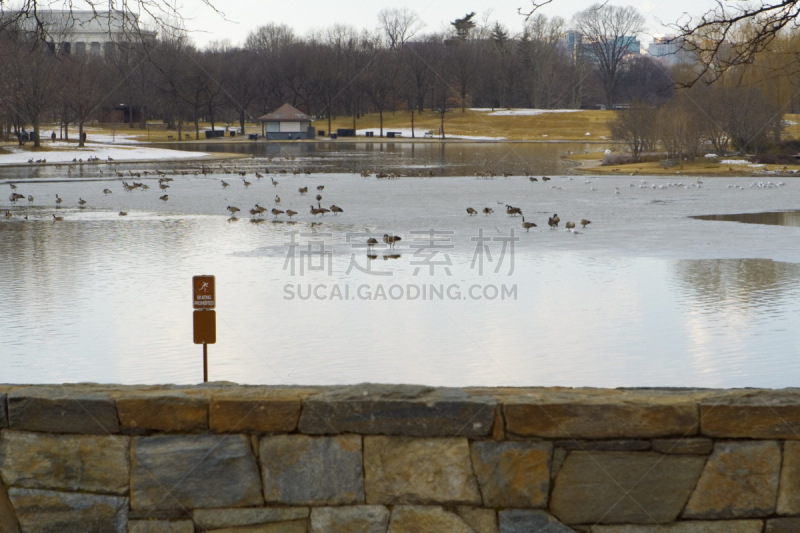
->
left=175, top=0, right=715, bottom=48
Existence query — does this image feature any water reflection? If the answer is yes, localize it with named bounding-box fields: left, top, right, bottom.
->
left=145, top=141, right=597, bottom=177
left=693, top=211, right=800, bottom=227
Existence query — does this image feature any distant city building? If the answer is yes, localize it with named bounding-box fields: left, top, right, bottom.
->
left=647, top=35, right=697, bottom=66
left=561, top=31, right=583, bottom=61
left=15, top=10, right=154, bottom=55
left=563, top=31, right=641, bottom=62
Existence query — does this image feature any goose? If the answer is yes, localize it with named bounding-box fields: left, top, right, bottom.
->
left=78, top=198, right=87, bottom=208
left=581, top=219, right=591, bottom=228
left=317, top=203, right=330, bottom=215
left=52, top=214, right=63, bottom=221
left=542, top=176, right=551, bottom=182
left=483, top=207, right=493, bottom=215
left=160, top=182, right=169, bottom=190
left=317, top=185, right=324, bottom=191
left=249, top=208, right=259, bottom=216
left=310, top=205, right=323, bottom=217
left=221, top=180, right=229, bottom=188
left=506, top=205, right=522, bottom=217
left=367, top=254, right=378, bottom=260
left=159, top=194, right=169, bottom=202
left=330, top=205, right=343, bottom=215
left=103, top=189, right=112, bottom=195
left=255, top=172, right=263, bottom=179
left=9, top=183, right=17, bottom=190
left=286, top=209, right=297, bottom=218
left=254, top=204, right=267, bottom=214
left=227, top=206, right=240, bottom=216
left=27, top=195, right=34, bottom=204
left=271, top=177, right=279, bottom=187
left=242, top=179, right=251, bottom=188
left=238, top=171, right=247, bottom=177
left=271, top=208, right=284, bottom=219
left=529, top=177, right=538, bottom=182
left=383, top=234, right=402, bottom=248
left=9, top=193, right=24, bottom=202
left=4, top=210, right=11, bottom=219
left=466, top=207, right=477, bottom=216
left=316, top=194, right=323, bottom=202
left=275, top=195, right=281, bottom=204
left=548, top=214, right=559, bottom=229
left=141, top=184, right=150, bottom=190
left=565, top=221, right=576, bottom=230
left=119, top=211, right=127, bottom=216
left=367, top=238, right=378, bottom=247
left=522, top=217, right=536, bottom=232
left=299, top=187, right=308, bottom=194
left=55, top=194, right=63, bottom=208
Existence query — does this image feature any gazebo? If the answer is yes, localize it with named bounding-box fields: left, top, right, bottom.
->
left=257, top=104, right=316, bottom=140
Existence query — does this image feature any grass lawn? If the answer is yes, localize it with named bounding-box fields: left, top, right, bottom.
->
left=325, top=109, right=614, bottom=141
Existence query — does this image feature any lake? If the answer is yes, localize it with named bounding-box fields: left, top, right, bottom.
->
left=1, top=142, right=798, bottom=387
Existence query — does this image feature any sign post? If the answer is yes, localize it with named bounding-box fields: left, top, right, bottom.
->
left=192, top=275, right=216, bottom=382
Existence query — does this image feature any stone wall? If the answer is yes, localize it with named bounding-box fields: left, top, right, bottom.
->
left=0, top=384, right=798, bottom=532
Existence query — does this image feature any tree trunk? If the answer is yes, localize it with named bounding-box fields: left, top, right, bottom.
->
left=440, top=112, right=445, bottom=140
left=410, top=110, right=415, bottom=138
left=240, top=111, right=246, bottom=135
left=379, top=109, right=383, bottom=138
left=33, top=120, right=40, bottom=148
left=78, top=122, right=85, bottom=148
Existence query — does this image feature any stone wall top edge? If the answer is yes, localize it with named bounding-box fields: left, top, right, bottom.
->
left=1, top=383, right=799, bottom=393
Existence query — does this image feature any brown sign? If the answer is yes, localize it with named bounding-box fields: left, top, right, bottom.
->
left=193, top=275, right=215, bottom=309
left=193, top=310, right=216, bottom=344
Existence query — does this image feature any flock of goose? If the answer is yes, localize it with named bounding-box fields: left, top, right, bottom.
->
left=465, top=204, right=592, bottom=233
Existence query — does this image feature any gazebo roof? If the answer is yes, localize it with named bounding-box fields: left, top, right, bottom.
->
left=257, top=104, right=313, bottom=123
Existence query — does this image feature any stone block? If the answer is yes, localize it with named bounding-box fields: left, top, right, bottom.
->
left=117, top=391, right=208, bottom=432
left=767, top=517, right=800, bottom=533
left=588, top=521, right=763, bottom=533
left=457, top=506, right=497, bottom=533
left=204, top=521, right=307, bottom=533
left=299, top=384, right=496, bottom=437
left=8, top=387, right=120, bottom=434
left=131, top=434, right=262, bottom=511
left=0, top=431, right=129, bottom=495
left=550, top=451, right=705, bottom=524
left=388, top=506, right=475, bottom=533
left=127, top=520, right=194, bottom=533
left=259, top=434, right=364, bottom=505
left=684, top=441, right=781, bottom=519
left=364, top=436, right=481, bottom=505
left=503, top=389, right=698, bottom=439
left=553, top=440, right=650, bottom=452
left=651, top=438, right=713, bottom=455
left=778, top=441, right=800, bottom=514
left=471, top=441, right=551, bottom=507
left=700, top=390, right=800, bottom=439
left=209, top=387, right=310, bottom=433
left=0, top=481, right=20, bottom=533
left=498, top=510, right=575, bottom=533
left=0, top=393, right=7, bottom=428
left=193, top=508, right=309, bottom=530
left=8, top=488, right=127, bottom=533
left=310, top=506, right=390, bottom=533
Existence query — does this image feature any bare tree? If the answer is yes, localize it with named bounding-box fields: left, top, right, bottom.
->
left=61, top=55, right=110, bottom=147
left=572, top=4, right=646, bottom=109
left=2, top=37, right=58, bottom=147
left=608, top=99, right=657, bottom=162
left=377, top=8, right=424, bottom=50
